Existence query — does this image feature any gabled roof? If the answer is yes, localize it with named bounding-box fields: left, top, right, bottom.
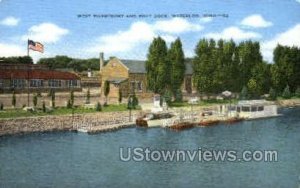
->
left=119, top=59, right=193, bottom=75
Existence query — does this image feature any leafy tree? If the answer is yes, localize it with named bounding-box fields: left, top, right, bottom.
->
left=96, top=102, right=102, bottom=111
left=247, top=78, right=260, bottom=99
left=104, top=81, right=110, bottom=106
left=12, top=91, right=16, bottom=108
left=70, top=90, right=74, bottom=107
left=127, top=94, right=139, bottom=109
left=51, top=90, right=56, bottom=108
left=86, top=89, right=90, bottom=104
left=282, top=85, right=291, bottom=99
left=0, top=56, right=33, bottom=64
left=239, top=86, right=248, bottom=100
left=146, top=36, right=169, bottom=94
left=168, top=38, right=185, bottom=97
left=33, top=94, right=38, bottom=107
left=163, top=89, right=173, bottom=106
left=42, top=101, right=46, bottom=112
left=118, top=90, right=122, bottom=104
left=295, top=87, right=300, bottom=98
left=175, top=89, right=183, bottom=102
left=67, top=99, right=72, bottom=109
left=268, top=88, right=277, bottom=101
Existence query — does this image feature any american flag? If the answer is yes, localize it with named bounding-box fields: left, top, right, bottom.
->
left=28, top=40, right=44, bottom=53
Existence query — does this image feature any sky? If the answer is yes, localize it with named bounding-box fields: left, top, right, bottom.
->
left=0, top=0, right=300, bottom=63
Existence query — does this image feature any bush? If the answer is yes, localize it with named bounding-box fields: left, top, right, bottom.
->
left=96, top=102, right=102, bottom=111
left=295, top=87, right=300, bottom=98
left=12, top=91, right=16, bottom=107
left=67, top=99, right=72, bottom=109
left=282, top=85, right=291, bottom=99
left=42, top=101, right=46, bottom=112
left=118, top=90, right=122, bottom=104
left=85, top=89, right=90, bottom=104
left=33, top=94, right=38, bottom=107
left=175, top=89, right=183, bottom=102
left=0, top=103, right=3, bottom=111
left=239, top=86, right=248, bottom=100
left=268, top=88, right=277, bottom=101
left=163, top=90, right=172, bottom=105
left=128, top=95, right=139, bottom=109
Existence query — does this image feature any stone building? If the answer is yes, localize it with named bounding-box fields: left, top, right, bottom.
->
left=0, top=63, right=81, bottom=93
left=99, top=53, right=195, bottom=98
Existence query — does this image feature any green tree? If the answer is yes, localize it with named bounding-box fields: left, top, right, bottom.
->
left=33, top=94, right=38, bottom=108
left=51, top=90, right=56, bottom=108
left=175, top=89, right=183, bottom=102
left=163, top=89, right=173, bottom=106
left=70, top=90, right=74, bottom=107
left=168, top=38, right=185, bottom=97
left=282, top=85, right=291, bottom=99
left=295, top=87, right=300, bottom=98
left=146, top=36, right=169, bottom=94
left=104, top=81, right=110, bottom=106
left=247, top=78, right=260, bottom=99
left=268, top=88, right=277, bottom=101
left=42, top=101, right=46, bottom=112
left=12, top=91, right=16, bottom=108
left=118, top=90, right=122, bottom=104
left=96, top=102, right=102, bottom=111
left=239, top=86, right=248, bottom=100
left=86, top=89, right=90, bottom=104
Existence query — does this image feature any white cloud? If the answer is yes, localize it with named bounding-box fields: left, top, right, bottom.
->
left=154, top=18, right=203, bottom=33
left=200, top=17, right=213, bottom=23
left=261, top=24, right=300, bottom=62
left=0, top=43, right=24, bottom=57
left=22, top=23, right=69, bottom=43
left=88, top=18, right=202, bottom=54
left=241, top=14, right=273, bottom=28
left=296, top=0, right=300, bottom=3
left=205, top=26, right=261, bottom=40
left=0, top=16, right=20, bottom=26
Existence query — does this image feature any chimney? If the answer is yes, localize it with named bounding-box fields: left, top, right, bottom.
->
left=99, top=52, right=104, bottom=71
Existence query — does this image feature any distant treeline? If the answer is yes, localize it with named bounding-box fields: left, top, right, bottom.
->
left=0, top=56, right=33, bottom=64
left=37, top=56, right=100, bottom=71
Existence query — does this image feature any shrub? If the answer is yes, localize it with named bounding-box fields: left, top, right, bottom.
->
left=33, top=94, right=38, bottom=107
left=12, top=91, right=16, bottom=107
left=118, top=90, right=122, bottom=104
left=295, top=87, right=300, bottom=98
left=86, top=89, right=90, bottom=104
left=67, top=99, right=72, bottom=109
left=239, top=86, right=248, bottom=100
left=282, top=85, right=291, bottom=99
left=42, top=101, right=46, bottom=112
left=175, top=89, right=183, bottom=102
left=96, top=102, right=102, bottom=111
left=0, top=103, right=3, bottom=111
left=163, top=89, right=172, bottom=105
left=268, top=88, right=277, bottom=101
left=128, top=95, right=139, bottom=109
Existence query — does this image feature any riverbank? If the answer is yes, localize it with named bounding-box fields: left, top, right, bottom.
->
left=0, top=111, right=141, bottom=136
left=0, top=98, right=299, bottom=136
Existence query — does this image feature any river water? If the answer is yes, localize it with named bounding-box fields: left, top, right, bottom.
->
left=0, top=108, right=300, bottom=188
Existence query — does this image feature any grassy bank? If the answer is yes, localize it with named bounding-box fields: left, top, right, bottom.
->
left=169, top=99, right=238, bottom=108
left=0, top=104, right=140, bottom=119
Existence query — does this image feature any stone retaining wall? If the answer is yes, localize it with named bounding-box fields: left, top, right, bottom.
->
left=0, top=111, right=142, bottom=136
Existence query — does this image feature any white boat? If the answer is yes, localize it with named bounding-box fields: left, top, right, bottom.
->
left=232, top=100, right=279, bottom=119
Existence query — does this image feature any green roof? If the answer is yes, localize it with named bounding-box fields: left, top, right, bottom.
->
left=120, top=59, right=193, bottom=75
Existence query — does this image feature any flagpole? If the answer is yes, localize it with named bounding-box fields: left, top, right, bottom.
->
left=27, top=39, right=30, bottom=107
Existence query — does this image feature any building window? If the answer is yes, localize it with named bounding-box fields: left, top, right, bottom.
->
left=258, top=106, right=264, bottom=111
left=241, top=106, right=250, bottom=112
left=67, top=80, right=78, bottom=87
left=0, top=79, right=3, bottom=89
left=48, top=79, right=61, bottom=88
left=12, top=79, right=25, bottom=88
left=137, top=81, right=142, bottom=91
left=30, top=79, right=43, bottom=87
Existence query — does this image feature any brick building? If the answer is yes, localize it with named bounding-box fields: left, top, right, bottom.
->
left=0, top=63, right=81, bottom=93
left=100, top=53, right=195, bottom=98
